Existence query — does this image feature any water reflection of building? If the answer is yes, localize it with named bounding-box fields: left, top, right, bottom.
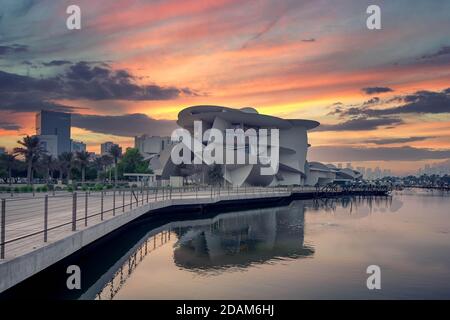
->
left=173, top=202, right=314, bottom=271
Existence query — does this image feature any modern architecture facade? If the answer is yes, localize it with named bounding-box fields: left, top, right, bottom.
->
left=134, top=135, right=173, bottom=159
left=36, top=135, right=58, bottom=158
left=36, top=110, right=71, bottom=155
left=156, top=105, right=320, bottom=187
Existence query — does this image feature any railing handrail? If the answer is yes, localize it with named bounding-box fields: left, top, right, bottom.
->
left=0, top=185, right=390, bottom=259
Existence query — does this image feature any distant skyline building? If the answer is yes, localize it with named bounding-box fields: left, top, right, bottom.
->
left=71, top=140, right=87, bottom=153
left=101, top=141, right=122, bottom=156
left=0, top=147, right=5, bottom=155
left=36, top=110, right=71, bottom=155
left=36, top=135, right=58, bottom=158
left=417, top=160, right=450, bottom=176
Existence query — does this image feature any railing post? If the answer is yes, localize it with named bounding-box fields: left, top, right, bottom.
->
left=113, top=188, right=116, bottom=216
left=44, top=195, right=48, bottom=242
left=85, top=191, right=88, bottom=226
left=72, top=192, right=77, bottom=231
left=1, top=199, right=6, bottom=259
left=101, top=191, right=104, bottom=221
left=122, top=189, right=125, bottom=212
left=146, top=188, right=149, bottom=203
left=130, top=188, right=133, bottom=209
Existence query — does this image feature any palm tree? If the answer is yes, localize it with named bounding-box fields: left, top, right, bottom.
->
left=101, top=155, right=113, bottom=182
left=54, top=158, right=64, bottom=182
left=75, top=151, right=90, bottom=184
left=108, top=145, right=122, bottom=185
left=40, top=154, right=56, bottom=184
left=58, top=152, right=74, bottom=184
left=13, top=135, right=44, bottom=185
left=93, top=157, right=104, bottom=181
left=0, top=153, right=18, bottom=186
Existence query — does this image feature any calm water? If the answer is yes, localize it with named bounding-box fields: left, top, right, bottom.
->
left=2, top=189, right=450, bottom=299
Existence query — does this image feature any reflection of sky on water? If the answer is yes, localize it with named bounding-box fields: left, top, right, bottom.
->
left=106, top=192, right=450, bottom=299
left=105, top=192, right=450, bottom=299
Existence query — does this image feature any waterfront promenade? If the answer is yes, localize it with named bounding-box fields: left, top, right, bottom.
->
left=0, top=185, right=388, bottom=293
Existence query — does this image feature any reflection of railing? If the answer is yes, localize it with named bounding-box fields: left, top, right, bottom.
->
left=96, top=230, right=171, bottom=300
left=309, top=194, right=394, bottom=215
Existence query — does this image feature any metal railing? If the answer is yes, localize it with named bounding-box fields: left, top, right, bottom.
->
left=0, top=184, right=391, bottom=260
left=0, top=186, right=294, bottom=260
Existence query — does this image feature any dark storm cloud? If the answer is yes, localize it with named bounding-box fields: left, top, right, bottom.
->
left=363, top=97, right=380, bottom=106
left=0, top=44, right=28, bottom=55
left=309, top=146, right=450, bottom=162
left=42, top=60, right=72, bottom=67
left=0, top=121, right=21, bottom=131
left=72, top=113, right=178, bottom=137
left=420, top=46, right=450, bottom=60
left=62, top=62, right=190, bottom=100
left=361, top=87, right=393, bottom=95
left=331, top=88, right=450, bottom=120
left=0, top=92, right=78, bottom=113
left=0, top=62, right=198, bottom=112
left=364, top=136, right=434, bottom=145
left=314, top=117, right=403, bottom=132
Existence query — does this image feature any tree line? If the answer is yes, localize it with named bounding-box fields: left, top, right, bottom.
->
left=0, top=135, right=152, bottom=186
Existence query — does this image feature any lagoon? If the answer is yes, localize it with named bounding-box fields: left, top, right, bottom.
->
left=2, top=189, right=450, bottom=299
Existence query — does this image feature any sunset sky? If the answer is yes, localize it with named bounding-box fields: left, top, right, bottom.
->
left=0, top=0, right=449, bottom=175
